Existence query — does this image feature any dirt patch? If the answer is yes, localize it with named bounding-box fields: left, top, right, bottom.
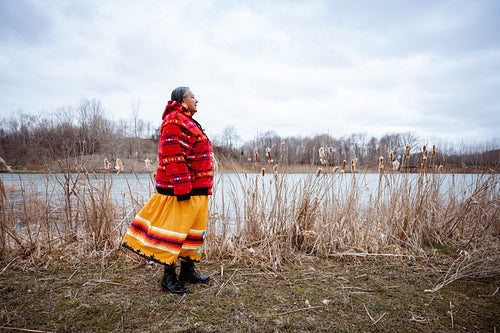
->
left=0, top=252, right=498, bottom=332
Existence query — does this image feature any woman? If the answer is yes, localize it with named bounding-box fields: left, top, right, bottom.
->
left=122, top=86, right=213, bottom=295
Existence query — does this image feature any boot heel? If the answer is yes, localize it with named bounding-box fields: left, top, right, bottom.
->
left=161, top=264, right=189, bottom=295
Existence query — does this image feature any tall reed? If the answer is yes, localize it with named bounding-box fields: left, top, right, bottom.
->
left=0, top=157, right=142, bottom=258
left=0, top=145, right=498, bottom=278
left=205, top=144, right=499, bottom=270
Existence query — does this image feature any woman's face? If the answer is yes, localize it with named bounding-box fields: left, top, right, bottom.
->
left=183, top=90, right=198, bottom=115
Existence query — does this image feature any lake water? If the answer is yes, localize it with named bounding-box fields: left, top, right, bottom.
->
left=1, top=172, right=496, bottom=223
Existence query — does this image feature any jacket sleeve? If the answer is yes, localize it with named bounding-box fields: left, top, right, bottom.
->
left=158, top=115, right=193, bottom=195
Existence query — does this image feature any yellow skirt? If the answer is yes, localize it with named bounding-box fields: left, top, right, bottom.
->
left=122, top=194, right=209, bottom=265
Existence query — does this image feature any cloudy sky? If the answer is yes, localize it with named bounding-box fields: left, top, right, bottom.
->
left=1, top=0, right=499, bottom=144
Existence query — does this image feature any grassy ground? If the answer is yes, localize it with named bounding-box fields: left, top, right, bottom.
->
left=0, top=251, right=498, bottom=332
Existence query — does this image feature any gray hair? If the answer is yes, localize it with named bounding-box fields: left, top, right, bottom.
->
left=171, top=86, right=190, bottom=103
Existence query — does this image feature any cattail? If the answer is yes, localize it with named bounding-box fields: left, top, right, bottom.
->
left=432, top=145, right=436, bottom=157
left=438, top=165, right=443, bottom=172
left=316, top=167, right=322, bottom=177
left=266, top=147, right=273, bottom=164
left=342, top=160, right=346, bottom=172
left=392, top=160, right=400, bottom=171
left=319, top=147, right=326, bottom=159
left=390, top=151, right=394, bottom=163
left=281, top=141, right=285, bottom=151
left=379, top=156, right=385, bottom=174
left=328, top=147, right=333, bottom=155
left=319, top=147, right=327, bottom=165
left=422, top=156, right=427, bottom=170
left=254, top=152, right=258, bottom=167
left=351, top=158, right=357, bottom=172
left=273, top=165, right=278, bottom=181
left=104, top=158, right=111, bottom=170
left=144, top=158, right=151, bottom=167
left=115, top=158, right=123, bottom=175
left=261, top=168, right=265, bottom=177
left=405, top=143, right=411, bottom=158
left=423, top=145, right=428, bottom=158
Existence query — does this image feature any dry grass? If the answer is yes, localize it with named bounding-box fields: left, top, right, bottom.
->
left=1, top=253, right=498, bottom=332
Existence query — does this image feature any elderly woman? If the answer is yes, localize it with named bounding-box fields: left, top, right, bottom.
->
left=122, top=86, right=213, bottom=295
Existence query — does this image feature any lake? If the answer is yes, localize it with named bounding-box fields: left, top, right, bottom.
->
left=1, top=171, right=496, bottom=224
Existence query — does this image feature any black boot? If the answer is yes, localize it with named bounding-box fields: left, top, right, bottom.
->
left=178, top=260, right=210, bottom=284
left=161, top=264, right=188, bottom=295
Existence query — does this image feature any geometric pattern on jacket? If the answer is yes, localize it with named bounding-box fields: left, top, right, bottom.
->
left=155, top=100, right=213, bottom=196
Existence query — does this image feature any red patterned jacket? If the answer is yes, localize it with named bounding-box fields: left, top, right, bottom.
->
left=155, top=101, right=213, bottom=197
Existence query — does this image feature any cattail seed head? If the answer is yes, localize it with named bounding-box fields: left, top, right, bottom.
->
left=319, top=147, right=327, bottom=165
left=328, top=147, right=334, bottom=154
left=423, top=145, right=428, bottom=158
left=405, top=143, right=411, bottom=157
left=390, top=151, right=394, bottom=163
left=316, top=167, right=322, bottom=177
left=104, top=158, right=111, bottom=170
left=261, top=168, right=265, bottom=177
left=281, top=141, right=285, bottom=150
left=379, top=156, right=385, bottom=174
left=266, top=147, right=273, bottom=164
left=115, top=158, right=123, bottom=175
left=342, top=160, right=346, bottom=171
left=351, top=158, right=357, bottom=172
left=432, top=145, right=436, bottom=157
left=392, top=160, right=400, bottom=171
left=319, top=147, right=326, bottom=159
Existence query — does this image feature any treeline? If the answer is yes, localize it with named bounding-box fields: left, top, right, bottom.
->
left=0, top=99, right=158, bottom=168
left=1, top=99, right=499, bottom=171
left=213, top=127, right=499, bottom=171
